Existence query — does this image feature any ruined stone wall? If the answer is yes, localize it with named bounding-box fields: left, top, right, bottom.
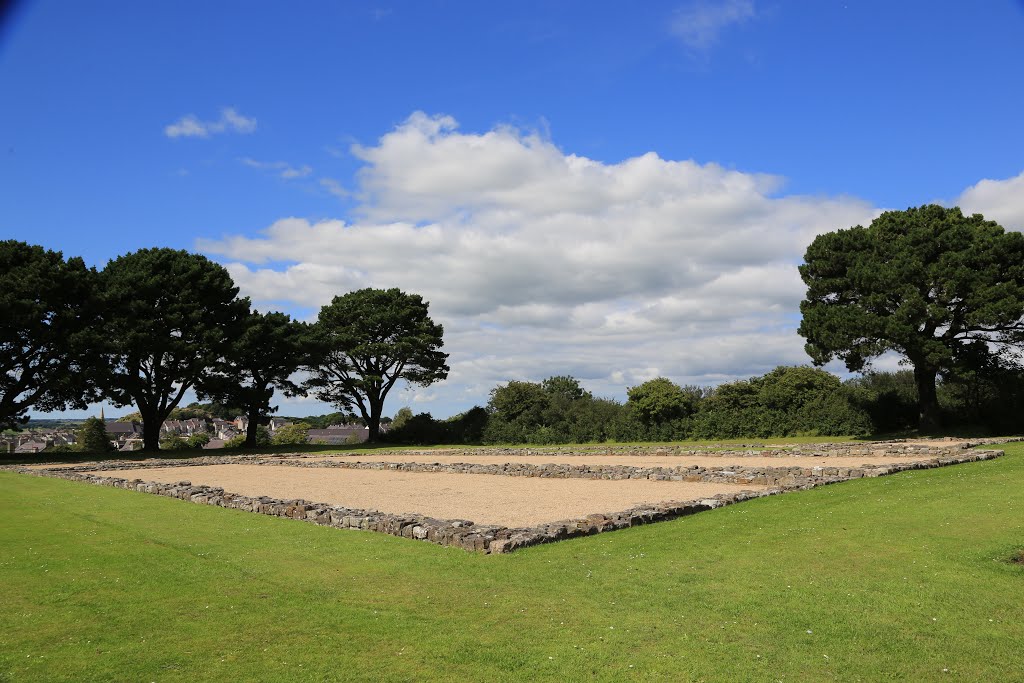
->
left=4, top=444, right=1006, bottom=554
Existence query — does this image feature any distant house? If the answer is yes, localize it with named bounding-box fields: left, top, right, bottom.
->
left=161, top=419, right=206, bottom=436
left=105, top=421, right=142, bottom=448
left=106, top=421, right=141, bottom=437
left=15, top=440, right=48, bottom=454
left=203, top=438, right=227, bottom=450
left=211, top=419, right=236, bottom=439
left=233, top=415, right=248, bottom=432
left=268, top=417, right=291, bottom=432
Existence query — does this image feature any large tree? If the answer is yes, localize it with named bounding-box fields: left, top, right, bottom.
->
left=199, top=310, right=310, bottom=447
left=0, top=241, right=100, bottom=430
left=626, top=377, right=694, bottom=426
left=98, top=248, right=250, bottom=451
left=799, top=205, right=1024, bottom=432
left=304, top=288, right=449, bottom=442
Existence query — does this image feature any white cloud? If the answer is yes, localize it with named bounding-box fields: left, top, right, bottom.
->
left=670, top=0, right=756, bottom=51
left=241, top=158, right=313, bottom=180
left=956, top=170, right=1024, bottom=232
left=198, top=112, right=883, bottom=416
left=165, top=107, right=257, bottom=138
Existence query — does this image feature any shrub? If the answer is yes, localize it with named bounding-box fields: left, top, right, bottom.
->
left=271, top=423, right=311, bottom=445
left=186, top=432, right=211, bottom=448
left=224, top=426, right=271, bottom=449
left=159, top=434, right=190, bottom=451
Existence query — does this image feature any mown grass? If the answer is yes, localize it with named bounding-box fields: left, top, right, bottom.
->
left=1, top=444, right=1022, bottom=682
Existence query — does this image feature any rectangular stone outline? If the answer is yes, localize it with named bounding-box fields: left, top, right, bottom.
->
left=4, top=446, right=1003, bottom=553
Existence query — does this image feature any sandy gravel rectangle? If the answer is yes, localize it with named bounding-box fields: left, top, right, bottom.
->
left=300, top=453, right=934, bottom=469
left=89, top=464, right=765, bottom=527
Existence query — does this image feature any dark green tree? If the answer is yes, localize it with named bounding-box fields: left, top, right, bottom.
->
left=626, top=377, right=693, bottom=426
left=799, top=205, right=1024, bottom=432
left=98, top=248, right=250, bottom=451
left=199, top=310, right=310, bottom=447
left=75, top=416, right=115, bottom=453
left=1, top=241, right=100, bottom=430
left=304, top=288, right=449, bottom=442
left=487, top=381, right=549, bottom=424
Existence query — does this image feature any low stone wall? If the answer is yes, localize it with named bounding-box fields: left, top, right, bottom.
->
left=4, top=443, right=1007, bottom=553
left=260, top=449, right=1002, bottom=488
left=16, top=466, right=777, bottom=553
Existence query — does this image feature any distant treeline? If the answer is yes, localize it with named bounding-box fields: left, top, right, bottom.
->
left=385, top=365, right=1024, bottom=445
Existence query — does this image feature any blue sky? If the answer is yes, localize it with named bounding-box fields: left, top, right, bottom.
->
left=3, top=1, right=1024, bottom=419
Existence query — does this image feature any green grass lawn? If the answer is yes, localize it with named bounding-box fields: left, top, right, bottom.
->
left=1, top=444, right=1022, bottom=682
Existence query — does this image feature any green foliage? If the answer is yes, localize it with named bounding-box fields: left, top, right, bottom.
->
left=483, top=376, right=630, bottom=444
left=199, top=310, right=310, bottom=448
left=386, top=407, right=491, bottom=445
left=691, top=366, right=872, bottom=438
left=225, top=426, right=271, bottom=449
left=390, top=407, right=413, bottom=430
left=75, top=417, right=114, bottom=453
left=304, top=288, right=449, bottom=442
left=800, top=205, right=1024, bottom=431
left=185, top=432, right=211, bottom=448
left=445, top=406, right=489, bottom=443
left=845, top=371, right=919, bottom=434
left=97, top=248, right=250, bottom=451
left=626, top=377, right=694, bottom=425
left=159, top=434, right=190, bottom=451
left=270, top=423, right=311, bottom=445
left=0, top=241, right=101, bottom=430
left=487, top=381, right=549, bottom=424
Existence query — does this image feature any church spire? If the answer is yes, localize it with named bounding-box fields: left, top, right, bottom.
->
left=100, top=405, right=105, bottom=423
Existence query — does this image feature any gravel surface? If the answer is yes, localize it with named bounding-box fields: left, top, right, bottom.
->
left=89, top=463, right=767, bottom=527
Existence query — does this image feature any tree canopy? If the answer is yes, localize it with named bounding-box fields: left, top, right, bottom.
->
left=626, top=377, right=693, bottom=425
left=799, top=205, right=1024, bottom=432
left=98, top=248, right=250, bottom=451
left=0, top=241, right=100, bottom=430
left=199, top=310, right=309, bottom=447
left=303, top=288, right=449, bottom=442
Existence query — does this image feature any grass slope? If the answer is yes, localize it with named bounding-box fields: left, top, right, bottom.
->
left=1, top=445, right=1022, bottom=682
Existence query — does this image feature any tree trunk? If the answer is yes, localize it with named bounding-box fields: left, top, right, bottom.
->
left=914, top=364, right=942, bottom=434
left=140, top=413, right=162, bottom=452
left=366, top=397, right=382, bottom=443
left=245, top=411, right=260, bottom=448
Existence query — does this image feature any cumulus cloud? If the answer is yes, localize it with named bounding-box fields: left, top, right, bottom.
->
left=241, top=158, right=313, bottom=179
left=165, top=107, right=257, bottom=138
left=956, top=170, right=1024, bottom=231
left=670, top=0, right=756, bottom=51
left=198, top=112, right=882, bottom=415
